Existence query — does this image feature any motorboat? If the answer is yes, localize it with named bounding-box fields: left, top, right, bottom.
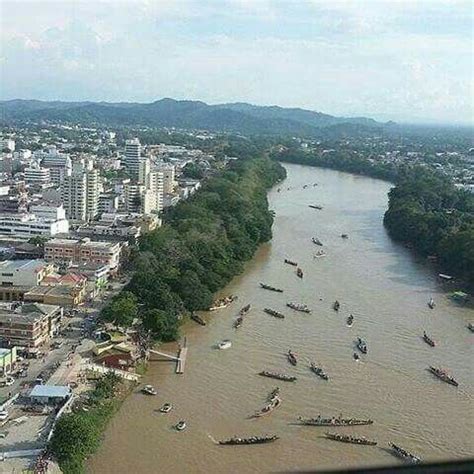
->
left=341, top=234, right=349, bottom=239
left=239, top=304, right=251, bottom=316
left=428, top=298, right=435, bottom=309
left=142, top=385, right=157, bottom=396
left=353, top=353, right=360, bottom=361
left=175, top=421, right=187, bottom=431
left=218, top=339, right=232, bottom=350
left=296, top=268, right=303, bottom=278
left=346, top=314, right=354, bottom=327
left=160, top=403, right=172, bottom=413
left=333, top=300, right=340, bottom=311
left=312, top=237, right=323, bottom=246
left=356, top=337, right=368, bottom=354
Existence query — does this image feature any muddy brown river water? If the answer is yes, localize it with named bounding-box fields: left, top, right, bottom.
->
left=89, top=164, right=473, bottom=473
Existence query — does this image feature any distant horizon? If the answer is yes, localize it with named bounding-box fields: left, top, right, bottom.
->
left=2, top=96, right=473, bottom=129
left=1, top=1, right=472, bottom=126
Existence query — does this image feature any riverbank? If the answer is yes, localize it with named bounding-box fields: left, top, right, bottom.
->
left=273, top=150, right=474, bottom=289
left=88, top=164, right=473, bottom=474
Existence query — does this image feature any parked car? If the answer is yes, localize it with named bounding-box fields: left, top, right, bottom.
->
left=0, top=376, right=14, bottom=387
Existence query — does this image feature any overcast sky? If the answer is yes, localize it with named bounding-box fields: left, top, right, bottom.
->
left=1, top=0, right=472, bottom=124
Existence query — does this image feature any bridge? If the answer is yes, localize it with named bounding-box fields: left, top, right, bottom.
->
left=149, top=338, right=188, bottom=374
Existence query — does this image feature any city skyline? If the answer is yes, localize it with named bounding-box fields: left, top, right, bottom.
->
left=0, top=0, right=473, bottom=125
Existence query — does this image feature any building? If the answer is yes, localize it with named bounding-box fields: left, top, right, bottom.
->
left=44, top=238, right=121, bottom=271
left=0, top=213, right=69, bottom=238
left=2, top=139, right=15, bottom=152
left=40, top=147, right=72, bottom=186
left=30, top=203, right=67, bottom=222
left=0, top=347, right=17, bottom=376
left=159, top=164, right=176, bottom=194
left=0, top=260, right=52, bottom=287
left=29, top=384, right=71, bottom=405
left=98, top=193, right=119, bottom=215
left=75, top=222, right=141, bottom=241
left=62, top=159, right=99, bottom=222
left=0, top=302, right=62, bottom=347
left=24, top=164, right=51, bottom=188
left=123, top=138, right=142, bottom=179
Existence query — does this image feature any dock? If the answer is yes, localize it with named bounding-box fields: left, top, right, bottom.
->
left=149, top=338, right=188, bottom=374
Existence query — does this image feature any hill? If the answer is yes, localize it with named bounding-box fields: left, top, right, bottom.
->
left=0, top=98, right=383, bottom=136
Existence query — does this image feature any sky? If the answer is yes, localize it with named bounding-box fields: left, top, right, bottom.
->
left=0, top=0, right=473, bottom=124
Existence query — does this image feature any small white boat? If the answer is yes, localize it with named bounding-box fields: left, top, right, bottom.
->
left=142, top=385, right=157, bottom=396
left=428, top=298, right=435, bottom=309
left=218, top=339, right=232, bottom=350
left=160, top=403, right=172, bottom=413
left=175, top=420, right=186, bottom=431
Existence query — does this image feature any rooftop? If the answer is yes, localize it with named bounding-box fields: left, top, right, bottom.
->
left=29, top=384, right=71, bottom=398
left=0, top=259, right=48, bottom=273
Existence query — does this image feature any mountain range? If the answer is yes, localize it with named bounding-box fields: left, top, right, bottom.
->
left=0, top=98, right=384, bottom=136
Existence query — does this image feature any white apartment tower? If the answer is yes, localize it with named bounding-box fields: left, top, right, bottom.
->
left=62, top=159, right=99, bottom=222
left=124, top=138, right=142, bottom=179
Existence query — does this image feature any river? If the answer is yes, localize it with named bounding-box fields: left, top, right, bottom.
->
left=89, top=164, right=473, bottom=473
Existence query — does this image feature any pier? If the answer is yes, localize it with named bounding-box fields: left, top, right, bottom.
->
left=149, top=338, right=188, bottom=374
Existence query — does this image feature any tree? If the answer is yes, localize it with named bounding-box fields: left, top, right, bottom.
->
left=142, top=309, right=179, bottom=342
left=100, top=291, right=138, bottom=327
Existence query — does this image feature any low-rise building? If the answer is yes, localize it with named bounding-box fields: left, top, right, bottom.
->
left=0, top=213, right=69, bottom=238
left=44, top=238, right=121, bottom=272
left=0, top=302, right=62, bottom=347
left=0, top=347, right=17, bottom=375
left=29, top=384, right=71, bottom=405
left=0, top=260, right=53, bottom=287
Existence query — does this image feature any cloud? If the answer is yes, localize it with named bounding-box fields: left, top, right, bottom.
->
left=0, top=0, right=472, bottom=124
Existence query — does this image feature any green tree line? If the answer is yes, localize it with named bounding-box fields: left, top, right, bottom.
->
left=101, top=156, right=286, bottom=340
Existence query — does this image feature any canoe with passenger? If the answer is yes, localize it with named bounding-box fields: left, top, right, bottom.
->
left=259, top=283, right=283, bottom=293
left=259, top=371, right=297, bottom=382
left=429, top=366, right=458, bottom=386
left=310, top=362, right=329, bottom=380
left=209, top=295, right=237, bottom=311
left=287, top=350, right=298, bottom=366
left=263, top=308, right=285, bottom=319
left=190, top=313, right=206, bottom=326
left=298, top=415, right=373, bottom=426
left=284, top=259, right=298, bottom=266
left=287, top=302, right=311, bottom=313
left=308, top=204, right=323, bottom=210
left=312, top=237, right=323, bottom=246
left=389, top=443, right=421, bottom=464
left=239, top=304, right=251, bottom=316
left=217, top=435, right=279, bottom=445
left=422, top=331, right=435, bottom=347
left=325, top=432, right=377, bottom=446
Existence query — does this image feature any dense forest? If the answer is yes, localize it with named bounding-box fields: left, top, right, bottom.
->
left=384, top=168, right=474, bottom=285
left=271, top=146, right=474, bottom=286
left=101, top=156, right=286, bottom=340
left=272, top=147, right=399, bottom=181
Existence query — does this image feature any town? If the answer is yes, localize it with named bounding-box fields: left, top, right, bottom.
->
left=0, top=125, right=225, bottom=471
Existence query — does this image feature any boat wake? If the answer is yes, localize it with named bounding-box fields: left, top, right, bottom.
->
left=207, top=434, right=219, bottom=444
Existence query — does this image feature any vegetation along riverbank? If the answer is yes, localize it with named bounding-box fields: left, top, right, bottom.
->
left=272, top=147, right=474, bottom=287
left=101, top=155, right=286, bottom=340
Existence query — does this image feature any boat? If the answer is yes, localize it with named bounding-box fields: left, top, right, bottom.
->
left=310, top=362, right=329, bottom=380
left=298, top=415, right=373, bottom=426
left=218, top=339, right=232, bottom=350
left=341, top=234, right=349, bottom=239
left=353, top=352, right=360, bottom=361
left=218, top=435, right=279, bottom=445
left=325, top=432, right=377, bottom=446
left=284, top=259, right=298, bottom=266
left=389, top=443, right=421, bottom=464
left=356, top=337, right=368, bottom=354
left=209, top=295, right=237, bottom=311
left=346, top=314, right=354, bottom=327
left=333, top=300, right=340, bottom=311
left=308, top=205, right=323, bottom=210
left=175, top=421, right=186, bottom=431
left=312, top=237, right=323, bottom=246
left=259, top=283, right=283, bottom=293
left=239, top=304, right=251, bottom=316
left=141, top=385, right=157, bottom=396
left=259, top=371, right=297, bottom=382
left=428, top=298, right=435, bottom=309
left=438, top=273, right=453, bottom=281
left=422, top=331, right=435, bottom=347
left=251, top=390, right=282, bottom=418
left=234, top=317, right=243, bottom=329
left=296, top=268, right=304, bottom=279
left=287, top=350, right=298, bottom=366
left=159, top=403, right=172, bottom=413
left=468, top=323, right=474, bottom=333
left=190, top=313, right=206, bottom=326
left=263, top=308, right=285, bottom=319
left=287, top=302, right=311, bottom=313
left=429, top=366, right=458, bottom=386
left=313, top=250, right=326, bottom=258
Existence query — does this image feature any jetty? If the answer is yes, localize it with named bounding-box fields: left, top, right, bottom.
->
left=149, top=338, right=188, bottom=374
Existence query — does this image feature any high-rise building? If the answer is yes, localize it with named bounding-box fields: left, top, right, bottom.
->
left=124, top=138, right=142, bottom=179
left=24, top=164, right=51, bottom=188
left=159, top=164, right=176, bottom=194
left=40, top=147, right=72, bottom=186
left=62, top=159, right=99, bottom=222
